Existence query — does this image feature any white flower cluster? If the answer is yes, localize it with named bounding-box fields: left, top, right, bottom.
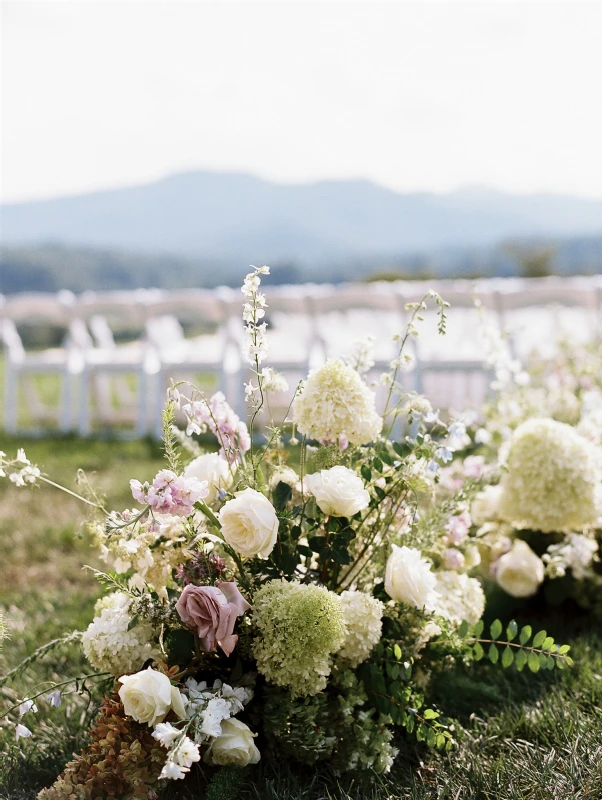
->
left=153, top=677, right=258, bottom=779
left=338, top=590, right=384, bottom=667
left=293, top=359, right=383, bottom=445
left=82, top=592, right=160, bottom=675
left=433, top=571, right=485, bottom=626
left=543, top=533, right=598, bottom=580
left=0, top=449, right=41, bottom=486
left=497, top=418, right=602, bottom=533
left=241, top=265, right=270, bottom=367
left=96, top=514, right=190, bottom=600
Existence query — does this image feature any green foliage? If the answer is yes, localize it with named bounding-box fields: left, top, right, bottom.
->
left=206, top=766, right=246, bottom=800
left=261, top=670, right=397, bottom=773
left=359, top=642, right=454, bottom=752
left=456, top=618, right=573, bottom=673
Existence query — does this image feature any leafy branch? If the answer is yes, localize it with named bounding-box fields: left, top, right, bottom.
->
left=360, top=643, right=454, bottom=752
left=457, top=619, right=574, bottom=672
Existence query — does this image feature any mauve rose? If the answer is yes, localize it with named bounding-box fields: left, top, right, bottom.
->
left=175, top=582, right=250, bottom=656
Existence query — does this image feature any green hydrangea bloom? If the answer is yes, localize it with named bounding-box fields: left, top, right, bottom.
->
left=252, top=580, right=346, bottom=697
left=498, top=418, right=602, bottom=533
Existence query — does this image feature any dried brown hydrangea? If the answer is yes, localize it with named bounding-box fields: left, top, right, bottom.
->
left=38, top=694, right=165, bottom=800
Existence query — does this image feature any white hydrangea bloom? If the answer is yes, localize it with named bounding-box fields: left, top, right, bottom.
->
left=497, top=418, right=602, bottom=533
left=433, top=571, right=485, bottom=626
left=338, top=590, right=384, bottom=668
left=292, top=359, right=383, bottom=445
left=82, top=592, right=160, bottom=676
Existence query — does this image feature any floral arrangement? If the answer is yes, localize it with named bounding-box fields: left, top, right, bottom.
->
left=439, top=315, right=602, bottom=613
left=0, top=268, right=572, bottom=798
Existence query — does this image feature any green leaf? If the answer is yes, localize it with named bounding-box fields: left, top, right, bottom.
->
left=394, top=644, right=402, bottom=660
left=392, top=441, right=404, bottom=458
left=127, top=614, right=140, bottom=631
left=558, top=644, right=571, bottom=655
left=308, top=535, right=326, bottom=553
left=457, top=620, right=469, bottom=639
left=528, top=651, right=540, bottom=672
left=501, top=646, right=514, bottom=668
left=436, top=733, right=446, bottom=749
left=506, top=620, right=518, bottom=642
left=360, top=465, right=372, bottom=482
left=427, top=729, right=437, bottom=747
left=423, top=709, right=439, bottom=720
left=519, top=625, right=532, bottom=646
left=546, top=656, right=555, bottom=670
left=490, top=620, right=503, bottom=640
left=472, top=620, right=484, bottom=638
left=532, top=630, right=547, bottom=649
left=539, top=652, right=549, bottom=669
left=542, top=636, right=555, bottom=651
left=488, top=643, right=499, bottom=664
left=515, top=649, right=528, bottom=672
left=380, top=451, right=393, bottom=466
left=373, top=457, right=383, bottom=473
left=556, top=658, right=566, bottom=670
left=272, top=481, right=293, bottom=511
left=331, top=549, right=352, bottom=565
left=473, top=642, right=484, bottom=661
left=565, top=656, right=574, bottom=667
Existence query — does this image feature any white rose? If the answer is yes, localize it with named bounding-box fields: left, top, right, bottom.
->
left=118, top=667, right=187, bottom=727
left=305, top=466, right=370, bottom=517
left=184, top=453, right=233, bottom=504
left=471, top=485, right=503, bottom=527
left=495, top=540, right=544, bottom=598
left=204, top=718, right=260, bottom=766
left=218, top=488, right=278, bottom=559
left=385, top=545, right=439, bottom=611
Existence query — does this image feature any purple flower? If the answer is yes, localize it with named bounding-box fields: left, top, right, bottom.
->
left=130, top=470, right=208, bottom=517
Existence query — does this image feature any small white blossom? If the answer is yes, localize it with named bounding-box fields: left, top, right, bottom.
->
left=18, top=699, right=38, bottom=716
left=15, top=724, right=32, bottom=741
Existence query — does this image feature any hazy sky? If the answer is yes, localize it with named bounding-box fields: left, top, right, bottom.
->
left=3, top=0, right=602, bottom=203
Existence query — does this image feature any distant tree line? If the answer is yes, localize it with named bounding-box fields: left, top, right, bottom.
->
left=1, top=236, right=600, bottom=295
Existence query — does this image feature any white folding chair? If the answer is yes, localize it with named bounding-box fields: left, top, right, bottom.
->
left=1, top=291, right=81, bottom=433
left=145, top=288, right=240, bottom=438
left=74, top=290, right=155, bottom=437
left=392, top=280, right=494, bottom=413
left=492, top=275, right=602, bottom=360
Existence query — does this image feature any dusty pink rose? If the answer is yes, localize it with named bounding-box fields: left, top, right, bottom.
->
left=175, top=582, right=251, bottom=656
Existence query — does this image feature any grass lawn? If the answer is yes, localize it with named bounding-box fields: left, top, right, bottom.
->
left=1, top=437, right=601, bottom=800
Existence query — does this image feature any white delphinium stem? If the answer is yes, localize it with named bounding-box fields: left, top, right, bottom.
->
left=382, top=291, right=449, bottom=433
left=240, top=265, right=271, bottom=466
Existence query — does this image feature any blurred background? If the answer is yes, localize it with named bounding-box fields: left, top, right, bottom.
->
left=1, top=0, right=601, bottom=435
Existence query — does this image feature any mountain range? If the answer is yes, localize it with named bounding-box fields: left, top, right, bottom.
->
left=2, top=171, right=602, bottom=273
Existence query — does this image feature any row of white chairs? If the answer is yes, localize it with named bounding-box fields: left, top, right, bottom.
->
left=1, top=275, right=601, bottom=437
